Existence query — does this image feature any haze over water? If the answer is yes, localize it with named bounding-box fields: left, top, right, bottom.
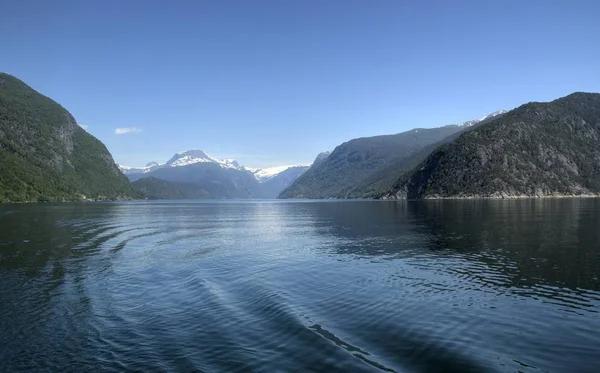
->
left=1, top=200, right=599, bottom=372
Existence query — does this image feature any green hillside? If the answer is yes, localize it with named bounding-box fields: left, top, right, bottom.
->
left=0, top=73, right=142, bottom=202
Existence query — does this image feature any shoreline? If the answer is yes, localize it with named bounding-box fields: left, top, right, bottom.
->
left=0, top=198, right=145, bottom=205
left=3, top=194, right=600, bottom=204
left=381, top=193, right=600, bottom=201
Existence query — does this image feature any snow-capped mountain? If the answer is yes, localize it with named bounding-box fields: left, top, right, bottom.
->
left=118, top=162, right=161, bottom=175
left=165, top=150, right=243, bottom=170
left=119, top=149, right=308, bottom=182
left=119, top=149, right=313, bottom=199
left=479, top=110, right=508, bottom=122
left=249, top=165, right=310, bottom=182
left=460, top=110, right=508, bottom=128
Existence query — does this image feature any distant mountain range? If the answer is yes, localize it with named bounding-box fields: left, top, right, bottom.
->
left=459, top=110, right=508, bottom=128
left=119, top=150, right=311, bottom=199
left=120, top=150, right=243, bottom=177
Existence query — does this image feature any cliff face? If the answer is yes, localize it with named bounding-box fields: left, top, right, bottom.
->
left=0, top=73, right=142, bottom=202
left=385, top=93, right=600, bottom=200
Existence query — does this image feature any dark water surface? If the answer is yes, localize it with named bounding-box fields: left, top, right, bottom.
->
left=1, top=200, right=599, bottom=372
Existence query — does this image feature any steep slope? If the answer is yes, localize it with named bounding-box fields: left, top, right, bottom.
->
left=278, top=126, right=464, bottom=199
left=311, top=151, right=331, bottom=168
left=258, top=166, right=310, bottom=198
left=280, top=112, right=507, bottom=199
left=0, top=73, right=141, bottom=202
left=385, top=93, right=600, bottom=199
left=355, top=111, right=510, bottom=197
left=132, top=177, right=211, bottom=199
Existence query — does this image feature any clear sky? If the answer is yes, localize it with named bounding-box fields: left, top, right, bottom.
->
left=2, top=0, right=600, bottom=167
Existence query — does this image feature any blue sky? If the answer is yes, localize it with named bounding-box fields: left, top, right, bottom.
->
left=2, top=0, right=600, bottom=167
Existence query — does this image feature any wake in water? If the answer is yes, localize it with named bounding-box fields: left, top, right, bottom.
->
left=0, top=200, right=599, bottom=372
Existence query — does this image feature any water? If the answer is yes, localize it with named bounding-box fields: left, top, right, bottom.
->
left=1, top=200, right=599, bottom=373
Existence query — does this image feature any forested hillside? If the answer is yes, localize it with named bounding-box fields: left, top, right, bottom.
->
left=0, top=73, right=142, bottom=202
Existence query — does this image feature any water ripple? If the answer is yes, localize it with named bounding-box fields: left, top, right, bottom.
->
left=0, top=200, right=599, bottom=372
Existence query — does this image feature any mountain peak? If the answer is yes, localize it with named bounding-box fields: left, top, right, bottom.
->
left=460, top=109, right=507, bottom=128
left=479, top=110, right=508, bottom=122
left=176, top=149, right=210, bottom=159
left=312, top=151, right=331, bottom=167
left=118, top=148, right=314, bottom=184
left=165, top=149, right=243, bottom=170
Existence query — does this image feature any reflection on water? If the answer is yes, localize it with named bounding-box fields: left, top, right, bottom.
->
left=0, top=200, right=599, bottom=372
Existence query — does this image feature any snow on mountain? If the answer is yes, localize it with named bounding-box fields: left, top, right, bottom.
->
left=164, top=150, right=243, bottom=170
left=118, top=162, right=161, bottom=175
left=118, top=149, right=308, bottom=182
left=165, top=150, right=309, bottom=181
left=168, top=155, right=213, bottom=167
left=479, top=110, right=508, bottom=122
left=251, top=165, right=308, bottom=182
left=218, top=159, right=242, bottom=170
left=460, top=110, right=508, bottom=128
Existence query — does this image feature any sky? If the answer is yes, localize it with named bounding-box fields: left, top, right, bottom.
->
left=2, top=0, right=600, bottom=168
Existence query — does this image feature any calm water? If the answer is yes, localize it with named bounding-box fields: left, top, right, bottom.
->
left=0, top=200, right=599, bottom=372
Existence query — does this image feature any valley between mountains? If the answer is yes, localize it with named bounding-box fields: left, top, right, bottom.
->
left=2, top=72, right=600, bottom=202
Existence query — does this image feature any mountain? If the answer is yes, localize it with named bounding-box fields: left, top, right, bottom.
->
left=165, top=150, right=243, bottom=170
left=279, top=111, right=506, bottom=199
left=312, top=151, right=331, bottom=167
left=258, top=165, right=310, bottom=198
left=459, top=110, right=508, bottom=128
left=0, top=73, right=142, bottom=202
left=121, top=151, right=310, bottom=199
left=353, top=111, right=512, bottom=197
left=384, top=93, right=600, bottom=199
left=249, top=164, right=308, bottom=182
left=132, top=177, right=211, bottom=199
left=121, top=150, right=245, bottom=181
left=119, top=162, right=161, bottom=176
left=142, top=161, right=258, bottom=198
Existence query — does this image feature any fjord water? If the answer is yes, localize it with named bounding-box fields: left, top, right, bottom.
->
left=1, top=200, right=599, bottom=372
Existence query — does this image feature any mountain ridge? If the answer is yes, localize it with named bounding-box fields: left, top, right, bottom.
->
left=119, top=149, right=309, bottom=183
left=383, top=92, right=600, bottom=200
left=122, top=149, right=311, bottom=199
left=279, top=110, right=507, bottom=199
